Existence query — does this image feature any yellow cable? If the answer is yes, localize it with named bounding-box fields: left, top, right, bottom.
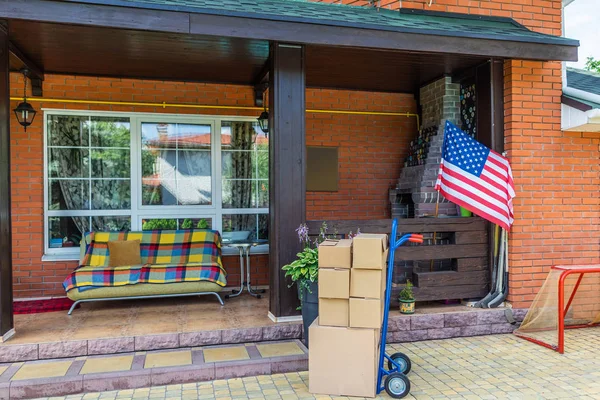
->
left=11, top=96, right=420, bottom=129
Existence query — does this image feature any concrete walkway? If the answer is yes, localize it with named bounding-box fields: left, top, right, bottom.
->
left=34, top=327, right=600, bottom=399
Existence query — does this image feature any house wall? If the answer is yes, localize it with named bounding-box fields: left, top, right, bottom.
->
left=9, top=73, right=417, bottom=298
left=316, top=0, right=600, bottom=309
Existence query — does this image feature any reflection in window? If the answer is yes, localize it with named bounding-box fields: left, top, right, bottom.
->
left=221, top=121, right=268, bottom=209
left=222, top=214, right=268, bottom=242
left=46, top=115, right=131, bottom=249
left=141, top=217, right=212, bottom=230
left=141, top=123, right=212, bottom=206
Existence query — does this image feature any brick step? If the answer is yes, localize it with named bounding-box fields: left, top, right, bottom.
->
left=0, top=340, right=308, bottom=399
left=0, top=323, right=303, bottom=364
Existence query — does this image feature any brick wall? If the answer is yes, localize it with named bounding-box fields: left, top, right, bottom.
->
left=9, top=74, right=417, bottom=298
left=314, top=0, right=600, bottom=309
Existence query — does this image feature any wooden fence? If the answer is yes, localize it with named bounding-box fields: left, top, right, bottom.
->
left=306, top=218, right=489, bottom=302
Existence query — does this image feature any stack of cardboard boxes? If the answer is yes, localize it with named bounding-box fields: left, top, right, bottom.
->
left=309, top=234, right=389, bottom=398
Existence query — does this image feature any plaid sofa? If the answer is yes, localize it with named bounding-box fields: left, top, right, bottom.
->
left=63, top=229, right=227, bottom=295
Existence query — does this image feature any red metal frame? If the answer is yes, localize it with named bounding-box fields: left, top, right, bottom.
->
left=515, top=265, right=600, bottom=354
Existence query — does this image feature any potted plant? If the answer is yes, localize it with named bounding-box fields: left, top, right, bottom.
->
left=282, top=222, right=330, bottom=347
left=399, top=280, right=415, bottom=314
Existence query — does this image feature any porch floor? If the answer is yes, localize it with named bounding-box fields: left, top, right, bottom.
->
left=6, top=294, right=275, bottom=345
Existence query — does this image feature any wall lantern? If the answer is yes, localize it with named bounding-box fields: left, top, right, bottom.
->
left=257, top=91, right=269, bottom=135
left=14, top=68, right=37, bottom=131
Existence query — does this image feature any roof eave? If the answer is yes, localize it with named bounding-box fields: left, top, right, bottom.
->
left=1, top=0, right=579, bottom=61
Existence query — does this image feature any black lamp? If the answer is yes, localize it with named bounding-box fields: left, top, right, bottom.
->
left=14, top=69, right=37, bottom=131
left=257, top=91, right=269, bottom=135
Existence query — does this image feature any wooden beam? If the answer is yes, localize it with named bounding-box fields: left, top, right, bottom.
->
left=268, top=43, right=305, bottom=318
left=395, top=243, right=488, bottom=261
left=0, top=0, right=578, bottom=61
left=8, top=42, right=44, bottom=96
left=0, top=21, right=14, bottom=339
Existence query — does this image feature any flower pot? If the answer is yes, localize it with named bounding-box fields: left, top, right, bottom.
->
left=399, top=299, right=415, bottom=314
left=298, top=280, right=319, bottom=348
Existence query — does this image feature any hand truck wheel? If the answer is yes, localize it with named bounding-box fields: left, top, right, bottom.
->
left=388, top=352, right=411, bottom=374
left=384, top=372, right=411, bottom=399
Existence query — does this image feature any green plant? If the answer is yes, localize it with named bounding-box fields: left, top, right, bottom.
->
left=142, top=219, right=177, bottom=230
left=585, top=56, right=600, bottom=74
left=399, top=280, right=415, bottom=301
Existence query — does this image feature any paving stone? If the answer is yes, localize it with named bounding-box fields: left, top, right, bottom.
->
left=39, top=341, right=88, bottom=360
left=214, top=359, right=271, bottom=380
left=476, top=309, right=506, bottom=324
left=390, top=329, right=428, bottom=343
left=0, top=344, right=38, bottom=363
left=387, top=316, right=411, bottom=332
left=221, top=328, right=263, bottom=344
left=135, top=335, right=179, bottom=351
left=410, top=314, right=445, bottom=330
left=460, top=324, right=492, bottom=337
left=88, top=338, right=135, bottom=355
left=10, top=376, right=83, bottom=399
left=427, top=327, right=461, bottom=340
left=180, top=331, right=222, bottom=347
left=151, top=364, right=215, bottom=386
left=262, top=324, right=302, bottom=341
left=444, top=312, right=478, bottom=328
left=83, top=370, right=152, bottom=392
left=512, top=308, right=528, bottom=322
left=491, top=323, right=517, bottom=334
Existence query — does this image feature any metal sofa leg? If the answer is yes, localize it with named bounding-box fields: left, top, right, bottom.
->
left=212, top=293, right=225, bottom=306
left=68, top=300, right=82, bottom=315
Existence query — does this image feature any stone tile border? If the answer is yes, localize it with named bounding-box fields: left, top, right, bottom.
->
left=0, top=340, right=309, bottom=400
left=0, top=308, right=526, bottom=363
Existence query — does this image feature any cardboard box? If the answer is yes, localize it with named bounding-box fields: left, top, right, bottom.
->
left=309, top=319, right=378, bottom=398
left=351, top=269, right=385, bottom=299
left=318, top=268, right=350, bottom=299
left=352, top=234, right=389, bottom=270
left=318, top=239, right=352, bottom=269
left=349, top=298, right=383, bottom=329
left=319, top=298, right=349, bottom=327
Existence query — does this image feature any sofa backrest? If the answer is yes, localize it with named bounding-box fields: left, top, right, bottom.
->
left=80, top=230, right=222, bottom=267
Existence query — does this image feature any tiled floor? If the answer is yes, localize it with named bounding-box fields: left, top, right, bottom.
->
left=0, top=340, right=306, bottom=385
left=33, top=327, right=600, bottom=399
left=5, top=294, right=274, bottom=345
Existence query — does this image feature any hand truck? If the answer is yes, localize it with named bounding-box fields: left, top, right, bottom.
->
left=376, top=219, right=423, bottom=398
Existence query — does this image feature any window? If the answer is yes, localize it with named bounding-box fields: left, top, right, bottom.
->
left=44, top=111, right=268, bottom=257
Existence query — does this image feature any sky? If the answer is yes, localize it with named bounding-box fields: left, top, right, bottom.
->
left=564, top=0, right=600, bottom=69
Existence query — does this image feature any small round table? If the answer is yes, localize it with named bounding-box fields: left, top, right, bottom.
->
left=223, top=239, right=268, bottom=299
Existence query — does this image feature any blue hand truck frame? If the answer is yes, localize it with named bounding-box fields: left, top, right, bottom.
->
left=376, top=219, right=423, bottom=398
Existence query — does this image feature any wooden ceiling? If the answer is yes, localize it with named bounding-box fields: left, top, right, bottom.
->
left=8, top=20, right=488, bottom=93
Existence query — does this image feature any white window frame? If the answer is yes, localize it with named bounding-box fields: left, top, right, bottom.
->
left=42, top=109, right=269, bottom=260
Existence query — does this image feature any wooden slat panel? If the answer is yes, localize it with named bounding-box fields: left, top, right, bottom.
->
left=392, top=284, right=489, bottom=302
left=414, top=270, right=488, bottom=287
left=0, top=22, right=14, bottom=336
left=306, top=217, right=487, bottom=235
left=455, top=231, right=488, bottom=245
left=268, top=43, right=305, bottom=318
left=395, top=244, right=488, bottom=261
left=455, top=257, right=488, bottom=272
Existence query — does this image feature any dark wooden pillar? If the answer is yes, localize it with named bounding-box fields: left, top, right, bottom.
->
left=476, top=59, right=504, bottom=153
left=268, top=43, right=305, bottom=319
left=0, top=22, right=14, bottom=338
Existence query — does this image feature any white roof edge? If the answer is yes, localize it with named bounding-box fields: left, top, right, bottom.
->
left=563, top=86, right=600, bottom=107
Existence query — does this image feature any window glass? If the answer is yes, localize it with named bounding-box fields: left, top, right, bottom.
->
left=221, top=121, right=268, bottom=209
left=141, top=217, right=213, bottom=230
left=46, top=115, right=131, bottom=250
left=141, top=122, right=212, bottom=206
left=222, top=214, right=268, bottom=242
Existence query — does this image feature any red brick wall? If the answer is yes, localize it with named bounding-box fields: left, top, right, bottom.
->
left=9, top=74, right=417, bottom=298
left=314, top=0, right=600, bottom=309
left=306, top=89, right=417, bottom=221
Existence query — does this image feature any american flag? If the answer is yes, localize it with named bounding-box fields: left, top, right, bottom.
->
left=435, top=121, right=515, bottom=230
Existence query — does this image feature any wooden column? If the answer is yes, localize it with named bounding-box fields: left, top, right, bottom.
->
left=0, top=22, right=14, bottom=338
left=268, top=43, right=305, bottom=319
left=476, top=59, right=504, bottom=153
